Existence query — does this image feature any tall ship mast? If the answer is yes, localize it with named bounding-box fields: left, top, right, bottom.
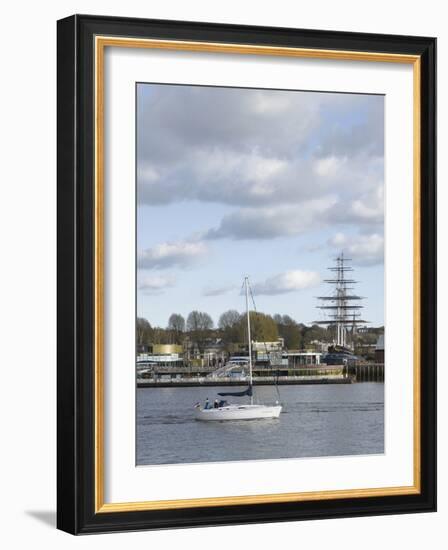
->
left=314, top=253, right=367, bottom=349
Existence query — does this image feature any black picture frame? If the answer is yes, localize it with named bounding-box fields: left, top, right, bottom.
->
left=57, top=14, right=436, bottom=535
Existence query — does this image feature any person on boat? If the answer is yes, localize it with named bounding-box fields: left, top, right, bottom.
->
left=214, top=399, right=219, bottom=409
left=204, top=398, right=210, bottom=409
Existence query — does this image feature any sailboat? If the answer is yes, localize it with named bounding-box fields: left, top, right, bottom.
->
left=193, top=277, right=282, bottom=421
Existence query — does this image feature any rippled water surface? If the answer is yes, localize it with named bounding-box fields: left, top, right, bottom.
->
left=136, top=383, right=384, bottom=465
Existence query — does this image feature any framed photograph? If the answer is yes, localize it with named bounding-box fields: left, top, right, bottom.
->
left=57, top=14, right=436, bottom=534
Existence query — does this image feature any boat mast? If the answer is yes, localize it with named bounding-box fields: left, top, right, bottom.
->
left=245, top=276, right=254, bottom=405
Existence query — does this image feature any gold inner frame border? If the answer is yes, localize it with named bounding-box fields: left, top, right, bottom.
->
left=94, top=35, right=421, bottom=513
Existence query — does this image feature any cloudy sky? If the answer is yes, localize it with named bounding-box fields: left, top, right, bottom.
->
left=137, top=83, right=384, bottom=328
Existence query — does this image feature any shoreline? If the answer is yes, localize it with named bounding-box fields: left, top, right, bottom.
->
left=137, top=364, right=385, bottom=387
left=137, top=377, right=360, bottom=388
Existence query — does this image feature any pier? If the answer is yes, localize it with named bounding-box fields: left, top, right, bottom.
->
left=136, top=363, right=384, bottom=387
left=137, top=375, right=354, bottom=388
left=350, top=363, right=384, bottom=382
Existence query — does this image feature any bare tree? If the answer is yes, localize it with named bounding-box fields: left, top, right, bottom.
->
left=273, top=313, right=283, bottom=324
left=218, top=309, right=240, bottom=329
left=167, top=313, right=186, bottom=344
left=218, top=309, right=242, bottom=346
left=281, top=314, right=296, bottom=326
left=186, top=310, right=214, bottom=332
left=136, top=317, right=153, bottom=346
left=168, top=313, right=186, bottom=332
left=186, top=311, right=214, bottom=354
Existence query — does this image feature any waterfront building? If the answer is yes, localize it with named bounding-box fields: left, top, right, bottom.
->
left=182, top=337, right=227, bottom=366
left=137, top=343, right=185, bottom=370
left=252, top=338, right=284, bottom=352
left=136, top=343, right=151, bottom=354
left=253, top=350, right=322, bottom=368
left=308, top=340, right=331, bottom=353
left=285, top=350, right=322, bottom=367
left=202, top=339, right=227, bottom=367
left=252, top=338, right=285, bottom=366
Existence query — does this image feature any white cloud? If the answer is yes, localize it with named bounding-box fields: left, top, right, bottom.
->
left=138, top=150, right=310, bottom=207
left=197, top=183, right=383, bottom=242
left=349, top=185, right=384, bottom=223
left=205, top=197, right=337, bottom=240
left=328, top=232, right=384, bottom=266
left=330, top=233, right=348, bottom=247
left=251, top=270, right=321, bottom=296
left=314, top=155, right=347, bottom=177
left=138, top=86, right=322, bottom=168
left=138, top=240, right=207, bottom=270
left=137, top=85, right=384, bottom=212
left=322, top=184, right=384, bottom=229
left=138, top=275, right=175, bottom=294
left=138, top=149, right=382, bottom=210
left=202, top=285, right=237, bottom=297
left=138, top=165, right=160, bottom=183
left=252, top=93, right=296, bottom=114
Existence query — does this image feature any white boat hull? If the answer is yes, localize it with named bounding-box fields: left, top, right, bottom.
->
left=194, top=404, right=282, bottom=421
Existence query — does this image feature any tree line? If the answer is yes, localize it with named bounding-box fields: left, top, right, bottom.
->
left=136, top=310, right=383, bottom=351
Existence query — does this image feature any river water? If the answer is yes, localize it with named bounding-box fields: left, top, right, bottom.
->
left=136, top=383, right=384, bottom=465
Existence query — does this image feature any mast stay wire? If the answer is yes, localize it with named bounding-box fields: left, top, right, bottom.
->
left=247, top=279, right=282, bottom=404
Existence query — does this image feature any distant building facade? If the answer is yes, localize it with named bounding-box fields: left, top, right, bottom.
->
left=137, top=343, right=184, bottom=369
left=285, top=351, right=322, bottom=367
